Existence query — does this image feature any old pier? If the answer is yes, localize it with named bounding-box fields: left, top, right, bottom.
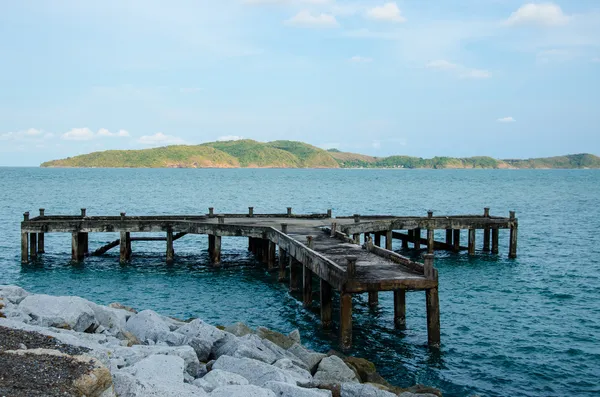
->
left=20, top=207, right=518, bottom=349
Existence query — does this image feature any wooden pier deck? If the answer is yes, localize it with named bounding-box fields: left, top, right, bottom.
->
left=19, top=207, right=518, bottom=349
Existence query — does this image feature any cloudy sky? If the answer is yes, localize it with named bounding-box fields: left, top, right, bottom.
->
left=1, top=1, right=599, bottom=165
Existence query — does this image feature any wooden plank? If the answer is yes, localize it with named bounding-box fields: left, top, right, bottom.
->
left=93, top=239, right=120, bottom=256
left=367, top=245, right=424, bottom=274
left=392, top=232, right=467, bottom=251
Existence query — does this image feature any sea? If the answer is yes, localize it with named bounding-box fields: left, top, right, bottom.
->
left=0, top=167, right=599, bottom=397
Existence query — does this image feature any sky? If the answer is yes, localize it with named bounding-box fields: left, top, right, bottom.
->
left=1, top=0, right=599, bottom=166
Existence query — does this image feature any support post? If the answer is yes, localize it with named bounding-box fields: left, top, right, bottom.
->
left=209, top=235, right=221, bottom=265
left=320, top=280, right=332, bottom=329
left=37, top=209, right=45, bottom=253
left=340, top=292, right=353, bottom=349
left=327, top=209, right=332, bottom=218
left=394, top=289, right=406, bottom=328
left=72, top=232, right=85, bottom=262
left=21, top=232, right=29, bottom=264
left=509, top=211, right=518, bottom=258
left=445, top=229, right=452, bottom=246
left=368, top=291, right=379, bottom=307
left=483, top=208, right=490, bottom=252
left=402, top=231, right=410, bottom=249
left=303, top=264, right=312, bottom=307
left=208, top=207, right=214, bottom=217
left=346, top=256, right=357, bottom=278
left=29, top=233, right=37, bottom=261
left=289, top=257, right=301, bottom=292
left=352, top=233, right=360, bottom=244
left=414, top=228, right=421, bottom=249
left=80, top=208, right=86, bottom=217
left=426, top=287, right=441, bottom=347
left=82, top=232, right=89, bottom=255
left=492, top=228, right=499, bottom=254
left=385, top=230, right=392, bottom=250
left=427, top=228, right=434, bottom=254
left=453, top=229, right=460, bottom=252
left=120, top=231, right=131, bottom=263
left=374, top=233, right=381, bottom=247
left=468, top=229, right=476, bottom=255
left=166, top=229, right=174, bottom=263
left=267, top=241, right=276, bottom=270
left=248, top=207, right=254, bottom=217
left=287, top=207, right=292, bottom=217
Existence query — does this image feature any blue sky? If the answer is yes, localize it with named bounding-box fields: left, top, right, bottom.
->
left=1, top=0, right=599, bottom=166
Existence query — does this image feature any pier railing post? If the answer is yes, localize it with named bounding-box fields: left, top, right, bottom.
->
left=509, top=211, right=518, bottom=258
left=248, top=207, right=254, bottom=217
left=483, top=208, right=491, bottom=252
left=468, top=229, right=476, bottom=255
left=208, top=207, right=214, bottom=217
left=394, top=289, right=406, bottom=328
left=81, top=208, right=86, bottom=217
left=327, top=209, right=332, bottom=218
left=320, top=280, right=332, bottom=329
left=340, top=292, right=353, bottom=349
left=287, top=207, right=292, bottom=217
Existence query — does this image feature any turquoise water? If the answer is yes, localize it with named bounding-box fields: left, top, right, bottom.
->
left=1, top=168, right=599, bottom=397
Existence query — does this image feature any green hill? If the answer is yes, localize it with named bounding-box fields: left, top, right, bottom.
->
left=40, top=140, right=600, bottom=169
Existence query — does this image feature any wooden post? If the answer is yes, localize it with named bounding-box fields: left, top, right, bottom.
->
left=414, top=228, right=421, bottom=249
left=278, top=224, right=288, bottom=281
left=248, top=237, right=254, bottom=252
left=445, top=229, right=452, bottom=246
left=37, top=209, right=45, bottom=253
left=267, top=241, right=276, bottom=270
left=385, top=230, right=392, bottom=250
left=208, top=207, right=214, bottom=217
left=352, top=233, right=360, bottom=244
left=29, top=233, right=37, bottom=260
left=248, top=207, right=254, bottom=217
left=427, top=228, right=434, bottom=254
left=303, top=264, right=312, bottom=307
left=72, top=232, right=85, bottom=262
left=468, top=229, right=476, bottom=255
left=287, top=207, right=292, bottom=217
left=82, top=232, right=89, bottom=255
left=353, top=214, right=360, bottom=223
left=320, top=280, right=332, bottom=329
left=346, top=256, right=357, bottom=278
left=209, top=235, right=221, bottom=265
left=491, top=228, right=499, bottom=254
left=402, top=230, right=410, bottom=249
left=289, top=256, right=301, bottom=292
left=368, top=291, right=379, bottom=307
left=483, top=208, right=490, bottom=252
left=330, top=222, right=337, bottom=237
left=166, top=228, right=174, bottom=263
left=374, top=233, right=381, bottom=247
left=394, top=289, right=406, bottom=328
left=81, top=208, right=87, bottom=217
left=426, top=287, right=441, bottom=347
left=21, top=232, right=29, bottom=264
left=340, top=292, right=353, bottom=349
left=120, top=231, right=131, bottom=263
left=363, top=233, right=370, bottom=245
left=509, top=211, right=518, bottom=258
left=453, top=229, right=460, bottom=252
left=327, top=209, right=332, bottom=218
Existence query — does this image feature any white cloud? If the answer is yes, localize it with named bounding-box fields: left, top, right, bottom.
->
left=62, top=128, right=130, bottom=141
left=366, top=2, right=406, bottom=23
left=497, top=117, right=516, bottom=123
left=137, top=132, right=185, bottom=146
left=0, top=128, right=44, bottom=141
left=217, top=135, right=244, bottom=141
left=285, top=10, right=339, bottom=28
left=349, top=55, right=373, bottom=63
left=426, top=60, right=491, bottom=79
left=505, top=3, right=570, bottom=27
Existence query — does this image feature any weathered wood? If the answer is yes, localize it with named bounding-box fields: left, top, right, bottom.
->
left=394, top=289, right=406, bottom=328
left=72, top=232, right=85, bottom=262
left=166, top=229, right=174, bottom=263
left=492, top=228, right=499, bottom=254
left=346, top=256, right=357, bottom=278
left=320, top=280, right=332, bottom=329
left=303, top=265, right=313, bottom=307
left=414, top=228, right=421, bottom=249
left=120, top=232, right=131, bottom=263
left=426, top=287, right=441, bottom=347
left=352, top=233, right=360, bottom=244
left=509, top=225, right=518, bottom=258
left=248, top=207, right=254, bottom=217
left=209, top=234, right=221, bottom=265
left=368, top=291, right=378, bottom=307
left=374, top=232, right=381, bottom=247
left=445, top=229, right=452, bottom=245
left=402, top=231, right=409, bottom=249
left=424, top=254, right=436, bottom=280
left=468, top=229, right=476, bottom=255
left=289, top=256, right=301, bottom=292
left=94, top=239, right=120, bottom=256
left=21, top=232, right=28, bottom=263
left=278, top=247, right=287, bottom=281
left=29, top=233, right=37, bottom=260
left=37, top=233, right=45, bottom=253
left=385, top=230, right=392, bottom=250
left=340, top=293, right=353, bottom=349
left=453, top=229, right=460, bottom=252
left=367, top=244, right=424, bottom=274
left=392, top=231, right=465, bottom=251
left=427, top=229, right=434, bottom=254
left=268, top=241, right=276, bottom=270
left=483, top=228, right=491, bottom=252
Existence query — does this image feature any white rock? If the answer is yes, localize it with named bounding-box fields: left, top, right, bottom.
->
left=113, top=344, right=201, bottom=377
left=313, top=356, right=359, bottom=385
left=341, top=383, right=397, bottom=397
left=288, top=343, right=327, bottom=373
left=288, top=329, right=301, bottom=344
left=265, top=381, right=333, bottom=397
left=262, top=339, right=308, bottom=370
left=87, top=302, right=131, bottom=336
left=192, top=369, right=249, bottom=392
left=18, top=294, right=96, bottom=332
left=0, top=285, right=30, bottom=304
left=272, top=358, right=312, bottom=386
left=212, top=355, right=297, bottom=387
left=213, top=334, right=278, bottom=364
left=125, top=310, right=171, bottom=343
left=160, top=315, right=186, bottom=331
left=176, top=319, right=231, bottom=361
left=224, top=322, right=254, bottom=336
left=210, top=385, right=276, bottom=397
left=112, top=371, right=205, bottom=397
left=124, top=354, right=184, bottom=384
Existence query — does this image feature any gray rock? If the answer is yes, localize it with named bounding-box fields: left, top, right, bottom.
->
left=112, top=345, right=201, bottom=377
left=288, top=343, right=327, bottom=373
left=288, top=329, right=301, bottom=344
left=112, top=371, right=205, bottom=397
left=272, top=358, right=312, bottom=386
left=123, top=354, right=184, bottom=384
left=192, top=369, right=249, bottom=392
left=212, top=355, right=297, bottom=387
left=398, top=393, right=438, bottom=397
left=265, top=381, right=333, bottom=397
left=213, top=334, right=278, bottom=364
left=87, top=302, right=131, bottom=336
left=176, top=318, right=231, bottom=361
left=224, top=322, right=254, bottom=337
left=125, top=310, right=176, bottom=344
left=314, top=356, right=359, bottom=385
left=210, top=385, right=276, bottom=397
left=256, top=326, right=297, bottom=349
left=18, top=294, right=96, bottom=332
left=261, top=339, right=308, bottom=369
left=0, top=285, right=30, bottom=304
left=341, top=383, right=396, bottom=397
left=160, top=315, right=186, bottom=331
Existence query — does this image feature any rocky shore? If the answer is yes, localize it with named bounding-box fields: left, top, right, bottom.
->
left=0, top=285, right=441, bottom=397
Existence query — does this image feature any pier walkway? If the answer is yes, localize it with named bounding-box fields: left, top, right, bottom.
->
left=20, top=207, right=518, bottom=349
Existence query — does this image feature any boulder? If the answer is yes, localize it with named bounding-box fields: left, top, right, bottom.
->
left=213, top=334, right=278, bottom=364
left=212, top=355, right=297, bottom=387
left=288, top=329, right=301, bottom=344
left=112, top=345, right=201, bottom=377
left=262, top=338, right=308, bottom=369
left=341, top=383, right=396, bottom=397
left=256, top=326, right=297, bottom=349
left=19, top=294, right=96, bottom=332
left=108, top=302, right=137, bottom=314
left=272, top=358, right=313, bottom=386
left=288, top=343, right=327, bottom=373
left=395, top=385, right=442, bottom=397
left=343, top=356, right=388, bottom=385
left=87, top=302, right=131, bottom=337
left=210, top=385, right=276, bottom=397
left=125, top=310, right=171, bottom=343
left=175, top=318, right=232, bottom=361
left=0, top=285, right=30, bottom=304
left=224, top=322, right=254, bottom=336
left=313, top=356, right=359, bottom=385
left=192, top=369, right=249, bottom=392
left=265, top=381, right=333, bottom=397
left=123, top=354, right=184, bottom=384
